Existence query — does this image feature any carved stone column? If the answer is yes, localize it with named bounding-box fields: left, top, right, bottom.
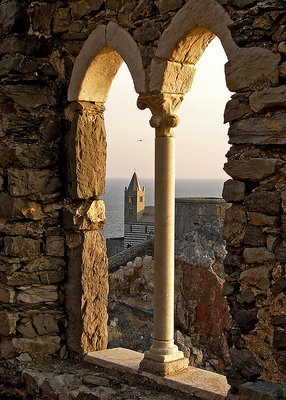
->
left=137, top=94, right=189, bottom=375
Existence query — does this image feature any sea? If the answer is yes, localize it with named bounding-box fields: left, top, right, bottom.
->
left=101, top=178, right=225, bottom=239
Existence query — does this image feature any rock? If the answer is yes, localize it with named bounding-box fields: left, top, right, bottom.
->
left=236, top=288, right=255, bottom=304
left=1, top=272, right=39, bottom=286
left=224, top=158, right=281, bottom=182
left=267, top=235, right=280, bottom=252
left=278, top=42, right=286, bottom=55
left=244, top=191, right=280, bottom=216
left=17, top=321, right=37, bottom=338
left=134, top=21, right=161, bottom=44
left=273, top=25, right=286, bottom=42
left=240, top=382, right=286, bottom=400
left=0, top=84, right=56, bottom=108
left=249, top=86, right=286, bottom=112
left=0, top=35, right=46, bottom=56
left=22, top=256, right=66, bottom=273
left=33, top=314, right=59, bottom=335
left=63, top=200, right=105, bottom=230
left=45, top=236, right=65, bottom=257
left=41, top=375, right=75, bottom=399
left=244, top=225, right=266, bottom=246
left=222, top=179, right=245, bottom=202
left=52, top=7, right=71, bottom=33
left=82, top=375, right=110, bottom=386
left=17, top=353, right=32, bottom=362
left=8, top=169, right=50, bottom=197
left=271, top=277, right=286, bottom=296
left=253, top=15, right=272, bottom=30
left=271, top=315, right=286, bottom=326
left=240, top=266, right=270, bottom=289
left=0, top=193, right=44, bottom=220
left=225, top=47, right=280, bottom=91
left=224, top=99, right=250, bottom=123
left=132, top=0, right=157, bottom=20
left=0, top=0, right=21, bottom=35
left=273, top=329, right=286, bottom=350
left=243, top=247, right=275, bottom=263
left=279, top=61, right=286, bottom=79
left=4, top=236, right=41, bottom=258
left=17, top=285, right=58, bottom=303
left=247, top=212, right=279, bottom=227
left=232, top=309, right=258, bottom=332
left=0, top=336, right=61, bottom=358
left=275, top=247, right=286, bottom=262
left=230, top=0, right=257, bottom=7
left=31, top=3, right=54, bottom=35
left=229, top=348, right=261, bottom=379
left=223, top=205, right=246, bottom=247
left=228, top=113, right=286, bottom=145
left=0, top=311, right=18, bottom=335
left=0, top=284, right=15, bottom=303
left=158, top=0, right=184, bottom=14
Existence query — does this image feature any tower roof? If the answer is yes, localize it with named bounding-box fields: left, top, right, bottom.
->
left=127, top=172, right=142, bottom=192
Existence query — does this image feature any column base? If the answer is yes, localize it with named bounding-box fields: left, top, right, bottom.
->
left=139, top=355, right=189, bottom=376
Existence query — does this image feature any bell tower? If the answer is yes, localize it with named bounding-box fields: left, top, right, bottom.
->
left=124, top=172, right=145, bottom=223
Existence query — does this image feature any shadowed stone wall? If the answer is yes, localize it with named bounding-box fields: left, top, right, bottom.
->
left=0, top=0, right=285, bottom=394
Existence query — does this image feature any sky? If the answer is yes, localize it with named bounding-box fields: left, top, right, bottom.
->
left=104, top=37, right=232, bottom=180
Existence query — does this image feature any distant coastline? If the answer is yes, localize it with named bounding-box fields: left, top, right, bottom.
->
left=101, top=178, right=225, bottom=239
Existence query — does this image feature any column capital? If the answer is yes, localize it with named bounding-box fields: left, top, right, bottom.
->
left=137, top=93, right=183, bottom=137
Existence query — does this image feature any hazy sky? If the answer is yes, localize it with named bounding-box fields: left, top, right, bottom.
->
left=105, top=37, right=232, bottom=180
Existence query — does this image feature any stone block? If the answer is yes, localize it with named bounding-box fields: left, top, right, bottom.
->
left=4, top=237, right=41, bottom=258
left=271, top=315, right=286, bottom=326
left=45, top=236, right=65, bottom=257
left=240, top=266, right=270, bottom=289
left=17, top=285, right=58, bottom=304
left=249, top=86, right=286, bottom=113
left=0, top=311, right=18, bottom=335
left=222, top=179, right=245, bottom=202
left=1, top=272, right=39, bottom=286
left=66, top=103, right=106, bottom=199
left=39, top=270, right=65, bottom=284
left=240, top=382, right=286, bottom=400
left=0, top=0, right=20, bottom=35
left=0, top=336, right=61, bottom=359
left=236, top=288, right=255, bottom=304
left=31, top=3, right=54, bottom=35
left=232, top=309, right=258, bottom=332
left=0, top=35, right=44, bottom=56
left=8, top=169, right=50, bottom=197
left=247, top=212, right=279, bottom=227
left=244, top=191, right=280, bottom=216
left=0, top=284, right=15, bottom=303
left=244, top=225, right=266, bottom=246
left=279, top=60, right=286, bottom=79
left=158, top=0, right=184, bottom=13
left=228, top=113, right=286, bottom=145
left=273, top=329, right=286, bottom=350
left=63, top=200, right=105, bottom=230
left=229, top=348, right=261, bottom=380
left=66, top=230, right=108, bottom=354
left=17, top=321, right=37, bottom=338
left=224, top=158, right=281, bottom=182
left=133, top=21, right=160, bottom=45
left=22, top=256, right=66, bottom=273
left=52, top=7, right=70, bottom=33
left=224, top=99, right=250, bottom=123
left=271, top=277, right=286, bottom=296
left=0, top=193, right=44, bottom=220
left=33, top=314, right=59, bottom=335
left=275, top=246, right=286, bottom=262
left=225, top=47, right=280, bottom=91
left=243, top=247, right=275, bottom=263
left=0, top=84, right=56, bottom=108
left=278, top=42, right=286, bottom=55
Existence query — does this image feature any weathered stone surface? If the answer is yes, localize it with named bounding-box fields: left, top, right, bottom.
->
left=0, top=272, right=39, bottom=286
left=224, top=158, right=281, bottom=182
left=63, top=200, right=105, bottom=230
left=266, top=235, right=280, bottom=252
left=0, top=35, right=46, bottom=56
left=66, top=230, right=108, bottom=353
left=17, top=285, right=58, bottom=303
left=0, top=220, right=44, bottom=238
left=4, top=236, right=41, bottom=258
left=271, top=277, right=286, bottom=296
left=30, top=3, right=54, bottom=35
left=275, top=246, right=286, bottom=262
left=22, top=257, right=66, bottom=273
left=229, top=348, right=261, bottom=379
left=244, top=225, right=266, bottom=246
left=8, top=169, right=50, bottom=197
left=0, top=193, right=44, bottom=220
left=279, top=60, right=286, bottom=79
left=41, top=374, right=75, bottom=399
left=222, top=179, right=245, bottom=202
left=240, top=266, right=270, bottom=289
left=224, top=99, right=250, bottom=123
left=236, top=288, right=255, bottom=304
left=0, top=0, right=21, bottom=36
left=230, top=0, right=256, bottom=7
left=271, top=315, right=286, bottom=326
left=134, top=21, right=161, bottom=44
left=225, top=48, right=280, bottom=91
left=228, top=114, right=286, bottom=145
left=0, top=311, right=18, bottom=335
left=52, top=7, right=71, bottom=33
left=66, top=103, right=106, bottom=199
left=240, top=382, right=286, bottom=400
left=249, top=86, right=286, bottom=113
left=33, top=314, right=59, bottom=335
left=244, top=191, right=281, bottom=216
left=232, top=309, right=258, bottom=332
left=0, top=85, right=56, bottom=108
left=17, top=321, right=36, bottom=338
left=0, top=284, right=15, bottom=303
left=0, top=336, right=61, bottom=358
left=278, top=42, right=286, bottom=55
left=158, top=0, right=184, bottom=14
left=273, top=329, right=286, bottom=350
left=223, top=205, right=246, bottom=247
left=247, top=212, right=280, bottom=227
left=45, top=236, right=65, bottom=257
left=243, top=247, right=275, bottom=263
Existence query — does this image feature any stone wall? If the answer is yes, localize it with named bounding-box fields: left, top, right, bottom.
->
left=0, top=0, right=285, bottom=393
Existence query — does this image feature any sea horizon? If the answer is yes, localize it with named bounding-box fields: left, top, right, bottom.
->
left=101, top=177, right=226, bottom=239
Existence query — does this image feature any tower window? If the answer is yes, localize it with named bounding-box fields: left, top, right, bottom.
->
left=140, top=196, right=143, bottom=202
left=128, top=196, right=133, bottom=204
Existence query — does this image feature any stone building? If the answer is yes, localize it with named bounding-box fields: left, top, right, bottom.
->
left=0, top=0, right=286, bottom=398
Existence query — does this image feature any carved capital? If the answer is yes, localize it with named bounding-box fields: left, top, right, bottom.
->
left=137, top=94, right=183, bottom=137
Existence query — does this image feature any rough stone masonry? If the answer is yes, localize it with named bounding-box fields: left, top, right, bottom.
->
left=0, top=0, right=285, bottom=397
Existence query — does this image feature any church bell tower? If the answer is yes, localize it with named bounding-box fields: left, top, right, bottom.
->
left=124, top=172, right=145, bottom=223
